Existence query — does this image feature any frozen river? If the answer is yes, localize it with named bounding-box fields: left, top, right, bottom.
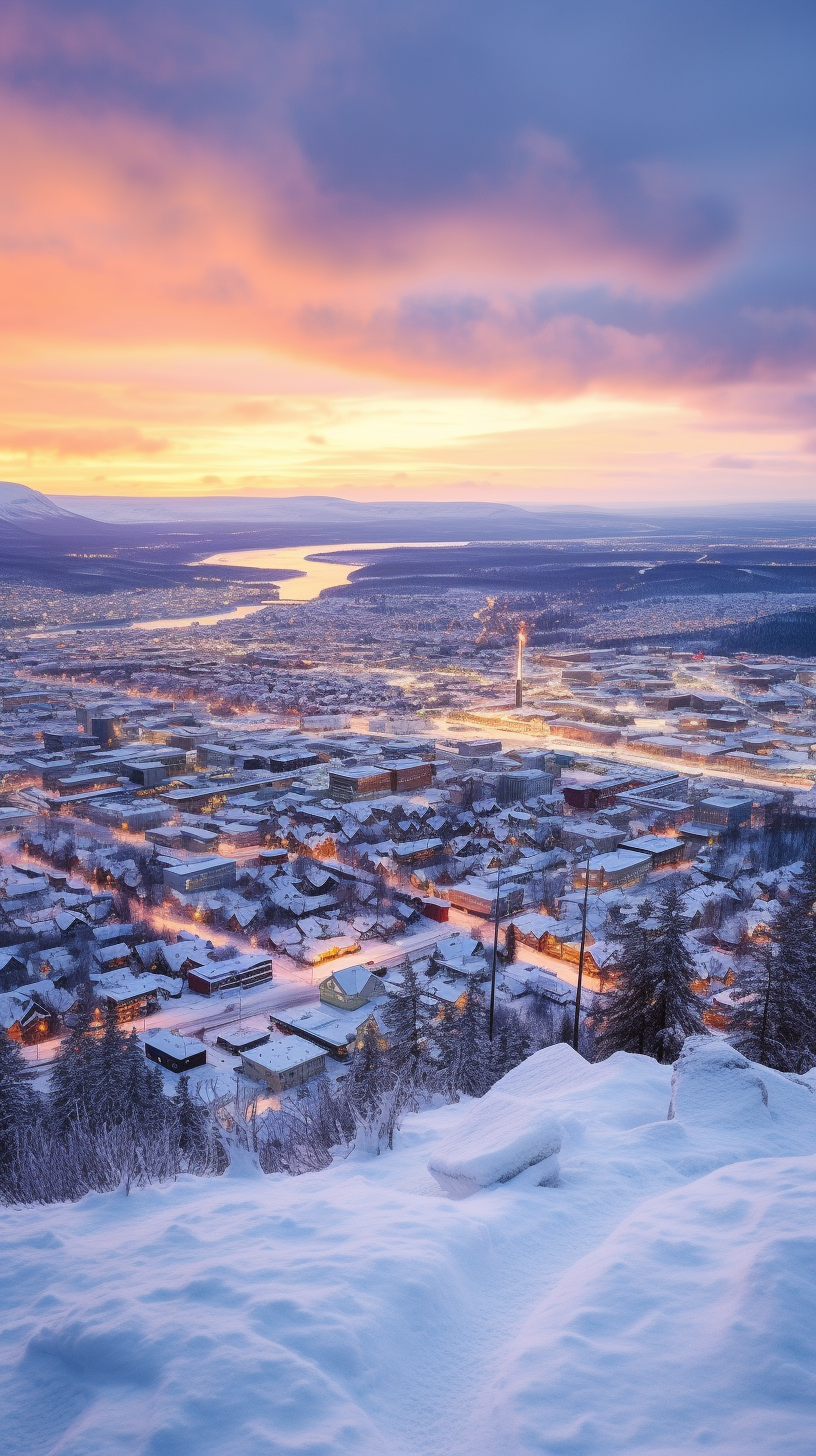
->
left=202, top=541, right=467, bottom=602
left=29, top=540, right=466, bottom=636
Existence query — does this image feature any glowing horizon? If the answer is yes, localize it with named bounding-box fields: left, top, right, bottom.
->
left=2, top=3, right=814, bottom=511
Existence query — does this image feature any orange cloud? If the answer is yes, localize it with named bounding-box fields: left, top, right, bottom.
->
left=0, top=425, right=171, bottom=458
left=0, top=95, right=748, bottom=398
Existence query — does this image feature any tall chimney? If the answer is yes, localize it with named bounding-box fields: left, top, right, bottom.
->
left=515, top=623, right=526, bottom=707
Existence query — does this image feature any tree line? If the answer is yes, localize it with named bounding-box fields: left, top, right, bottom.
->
left=0, top=990, right=224, bottom=1205
left=590, top=868, right=816, bottom=1074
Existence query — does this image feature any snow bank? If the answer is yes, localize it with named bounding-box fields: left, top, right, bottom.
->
left=1, top=1042, right=813, bottom=1456
left=669, top=1035, right=772, bottom=1126
left=427, top=1042, right=593, bottom=1196
left=486, top=1153, right=816, bottom=1456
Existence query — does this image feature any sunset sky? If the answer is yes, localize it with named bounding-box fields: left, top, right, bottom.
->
left=2, top=1, right=815, bottom=509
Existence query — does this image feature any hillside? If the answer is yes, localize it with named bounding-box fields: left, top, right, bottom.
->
left=0, top=481, right=88, bottom=526
left=2, top=1039, right=813, bottom=1456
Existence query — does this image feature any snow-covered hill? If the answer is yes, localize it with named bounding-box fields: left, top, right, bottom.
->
left=45, top=491, right=605, bottom=531
left=0, top=480, right=87, bottom=525
left=2, top=1041, right=813, bottom=1456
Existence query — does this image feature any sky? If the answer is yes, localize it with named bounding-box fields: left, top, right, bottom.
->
left=1, top=0, right=815, bottom=510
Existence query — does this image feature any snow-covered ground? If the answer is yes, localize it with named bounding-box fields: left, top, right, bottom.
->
left=2, top=1041, right=814, bottom=1456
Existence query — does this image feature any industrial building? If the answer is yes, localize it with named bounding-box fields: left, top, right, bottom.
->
left=163, top=857, right=237, bottom=894
left=696, top=796, right=753, bottom=829
left=575, top=849, right=652, bottom=888
left=495, top=769, right=552, bottom=804
left=186, top=951, right=274, bottom=996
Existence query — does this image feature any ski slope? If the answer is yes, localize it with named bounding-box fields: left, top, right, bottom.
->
left=2, top=1041, right=814, bottom=1456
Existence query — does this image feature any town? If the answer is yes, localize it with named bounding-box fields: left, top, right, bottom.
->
left=2, top=571, right=815, bottom=1115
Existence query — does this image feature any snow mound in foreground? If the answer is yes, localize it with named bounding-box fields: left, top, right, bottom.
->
left=427, top=1042, right=592, bottom=1195
left=669, top=1035, right=773, bottom=1126
left=487, top=1153, right=816, bottom=1456
left=1, top=1046, right=813, bottom=1456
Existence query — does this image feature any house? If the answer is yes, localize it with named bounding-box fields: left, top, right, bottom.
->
left=0, top=989, right=48, bottom=1042
left=270, top=1003, right=387, bottom=1060
left=620, top=834, right=686, bottom=868
left=92, top=942, right=132, bottom=972
left=159, top=942, right=213, bottom=978
left=227, top=904, right=260, bottom=933
left=20, top=978, right=76, bottom=1027
left=432, top=934, right=488, bottom=978
left=445, top=878, right=524, bottom=918
left=300, top=935, right=361, bottom=967
left=509, top=911, right=561, bottom=953
left=145, top=1030, right=207, bottom=1074
left=319, top=965, right=382, bottom=1011
left=520, top=965, right=575, bottom=1004
left=240, top=1034, right=327, bottom=1091
left=420, top=895, right=450, bottom=922
left=574, top=849, right=651, bottom=889
left=0, top=948, right=29, bottom=989
left=133, top=940, right=169, bottom=973
left=95, top=973, right=161, bottom=1021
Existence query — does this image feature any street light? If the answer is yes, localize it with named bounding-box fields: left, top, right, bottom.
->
left=572, top=840, right=593, bottom=1053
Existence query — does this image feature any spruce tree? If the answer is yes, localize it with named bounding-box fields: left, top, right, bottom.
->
left=731, top=882, right=816, bottom=1072
left=348, top=1020, right=388, bottom=1119
left=451, top=976, right=491, bottom=1097
left=49, top=984, right=100, bottom=1128
left=488, top=1005, right=530, bottom=1083
left=96, top=1001, right=129, bottom=1130
left=173, top=1075, right=211, bottom=1173
left=593, top=885, right=704, bottom=1063
left=382, top=961, right=431, bottom=1075
left=0, top=1031, right=39, bottom=1198
left=649, top=883, right=705, bottom=1063
left=592, top=918, right=656, bottom=1059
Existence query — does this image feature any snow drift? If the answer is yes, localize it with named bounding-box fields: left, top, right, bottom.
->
left=427, top=1042, right=592, bottom=1195
left=1, top=1040, right=813, bottom=1456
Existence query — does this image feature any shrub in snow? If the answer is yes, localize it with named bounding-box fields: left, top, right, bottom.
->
left=427, top=1042, right=592, bottom=1197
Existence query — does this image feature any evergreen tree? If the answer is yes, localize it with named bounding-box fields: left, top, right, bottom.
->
left=592, top=918, right=655, bottom=1059
left=450, top=977, right=491, bottom=1097
left=347, top=1020, right=388, bottom=1120
left=172, top=1075, right=212, bottom=1173
left=503, top=923, right=517, bottom=964
left=593, top=885, right=704, bottom=1063
left=382, top=961, right=432, bottom=1075
left=96, top=1001, right=129, bottom=1129
left=49, top=984, right=100, bottom=1128
left=488, top=1005, right=530, bottom=1082
left=0, top=1032, right=39, bottom=1197
left=648, top=884, right=705, bottom=1063
left=731, top=879, right=816, bottom=1072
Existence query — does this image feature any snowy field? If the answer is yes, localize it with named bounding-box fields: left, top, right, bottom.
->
left=2, top=1041, right=814, bottom=1456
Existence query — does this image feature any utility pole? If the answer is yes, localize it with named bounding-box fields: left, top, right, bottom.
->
left=488, top=864, right=502, bottom=1041
left=572, top=841, right=593, bottom=1053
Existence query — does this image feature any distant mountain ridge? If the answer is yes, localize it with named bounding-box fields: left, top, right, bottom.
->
left=47, top=492, right=568, bottom=528
left=0, top=481, right=87, bottom=525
